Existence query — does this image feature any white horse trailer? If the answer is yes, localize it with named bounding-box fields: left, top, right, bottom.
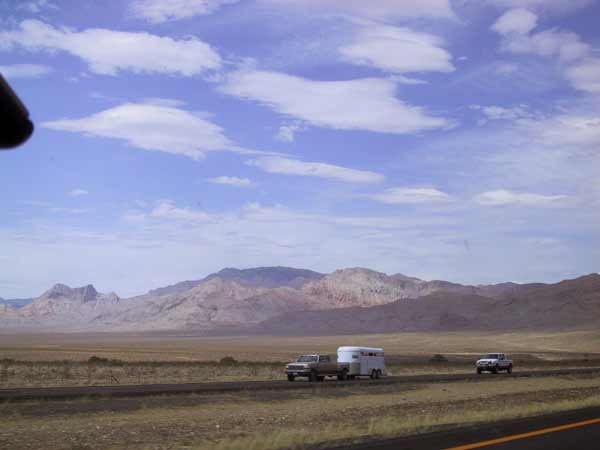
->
left=337, top=346, right=385, bottom=379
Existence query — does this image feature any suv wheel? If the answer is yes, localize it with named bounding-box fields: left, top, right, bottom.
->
left=287, top=374, right=295, bottom=382
left=507, top=365, right=513, bottom=374
left=492, top=366, right=498, bottom=374
left=477, top=368, right=482, bottom=374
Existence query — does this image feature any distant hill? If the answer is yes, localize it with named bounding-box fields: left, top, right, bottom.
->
left=251, top=274, right=600, bottom=335
left=1, top=267, right=598, bottom=334
left=144, top=266, right=324, bottom=297
left=0, top=297, right=33, bottom=308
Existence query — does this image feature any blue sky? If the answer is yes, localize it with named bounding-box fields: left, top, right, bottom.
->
left=1, top=0, right=599, bottom=297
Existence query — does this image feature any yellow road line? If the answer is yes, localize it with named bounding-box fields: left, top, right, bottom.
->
left=445, top=417, right=600, bottom=449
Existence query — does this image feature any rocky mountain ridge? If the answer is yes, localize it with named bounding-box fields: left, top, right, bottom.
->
left=1, top=267, right=598, bottom=333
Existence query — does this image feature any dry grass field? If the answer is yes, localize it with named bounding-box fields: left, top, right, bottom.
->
left=2, top=373, right=600, bottom=450
left=1, top=330, right=599, bottom=388
left=1, top=331, right=600, bottom=449
left=2, top=329, right=600, bottom=361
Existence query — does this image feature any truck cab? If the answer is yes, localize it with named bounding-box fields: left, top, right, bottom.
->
left=476, top=353, right=513, bottom=374
left=285, top=354, right=346, bottom=382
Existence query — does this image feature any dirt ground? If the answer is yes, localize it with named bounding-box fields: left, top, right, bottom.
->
left=2, top=374, right=600, bottom=450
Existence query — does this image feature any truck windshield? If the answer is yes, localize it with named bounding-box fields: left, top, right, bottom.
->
left=297, top=356, right=318, bottom=362
left=483, top=354, right=499, bottom=359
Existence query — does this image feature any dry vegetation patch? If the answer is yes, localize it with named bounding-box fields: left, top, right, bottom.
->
left=2, top=375, right=600, bottom=450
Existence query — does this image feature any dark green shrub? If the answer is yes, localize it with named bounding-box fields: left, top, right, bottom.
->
left=429, top=354, right=449, bottom=364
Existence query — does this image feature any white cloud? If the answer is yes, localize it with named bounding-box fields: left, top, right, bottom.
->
left=49, top=207, right=87, bottom=214
left=484, top=0, right=593, bottom=15
left=475, top=190, right=568, bottom=206
left=219, top=69, right=450, bottom=134
left=255, top=0, right=456, bottom=20
left=470, top=104, right=535, bottom=123
left=370, top=187, right=452, bottom=204
left=275, top=123, right=302, bottom=142
left=17, top=0, right=57, bottom=13
left=247, top=156, right=385, bottom=184
left=150, top=200, right=215, bottom=222
left=67, top=188, right=89, bottom=197
left=339, top=24, right=454, bottom=74
left=42, top=102, right=232, bottom=160
left=495, top=62, right=518, bottom=75
left=566, top=58, right=600, bottom=94
left=0, top=20, right=220, bottom=76
left=0, top=63, right=51, bottom=78
left=491, top=12, right=590, bottom=63
left=517, top=113, right=600, bottom=149
left=501, top=29, right=589, bottom=62
left=491, top=8, right=537, bottom=35
left=207, top=176, right=256, bottom=188
left=130, top=0, right=239, bottom=23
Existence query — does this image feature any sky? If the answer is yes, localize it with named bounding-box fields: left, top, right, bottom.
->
left=1, top=0, right=599, bottom=298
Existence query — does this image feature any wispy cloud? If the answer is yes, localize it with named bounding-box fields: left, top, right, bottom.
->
left=339, top=23, right=454, bottom=75
left=220, top=68, right=450, bottom=134
left=247, top=156, right=385, bottom=184
left=150, top=200, right=215, bottom=222
left=475, top=190, right=568, bottom=206
left=207, top=176, right=256, bottom=187
left=275, top=123, right=303, bottom=142
left=0, top=20, right=221, bottom=76
left=67, top=188, right=89, bottom=197
left=369, top=187, right=452, bottom=204
left=130, top=0, right=239, bottom=23
left=42, top=102, right=232, bottom=160
left=0, top=63, right=52, bottom=79
left=255, top=0, right=457, bottom=21
left=566, top=58, right=600, bottom=94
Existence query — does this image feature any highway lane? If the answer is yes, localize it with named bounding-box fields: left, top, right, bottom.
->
left=327, top=406, right=600, bottom=450
left=1, top=367, right=599, bottom=402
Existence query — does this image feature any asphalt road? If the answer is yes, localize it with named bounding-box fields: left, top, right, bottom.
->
left=1, top=367, right=599, bottom=402
left=327, top=406, right=600, bottom=450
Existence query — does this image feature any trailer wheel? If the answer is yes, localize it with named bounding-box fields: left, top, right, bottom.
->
left=349, top=375, right=355, bottom=380
left=376, top=370, right=382, bottom=379
left=287, top=374, right=295, bottom=382
left=370, top=370, right=376, bottom=380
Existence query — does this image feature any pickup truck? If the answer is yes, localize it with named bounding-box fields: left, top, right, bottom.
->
left=285, top=354, right=349, bottom=382
left=476, top=353, right=513, bottom=374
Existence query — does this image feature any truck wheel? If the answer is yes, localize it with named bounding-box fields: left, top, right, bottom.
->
left=317, top=376, right=325, bottom=382
left=507, top=365, right=513, bottom=374
left=309, top=371, right=317, bottom=382
left=287, top=374, right=295, bottom=382
left=349, top=375, right=355, bottom=380
left=337, top=370, right=348, bottom=381
left=492, top=366, right=498, bottom=374
left=477, top=368, right=482, bottom=374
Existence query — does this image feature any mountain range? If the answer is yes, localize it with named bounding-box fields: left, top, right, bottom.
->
left=1, top=267, right=599, bottom=334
